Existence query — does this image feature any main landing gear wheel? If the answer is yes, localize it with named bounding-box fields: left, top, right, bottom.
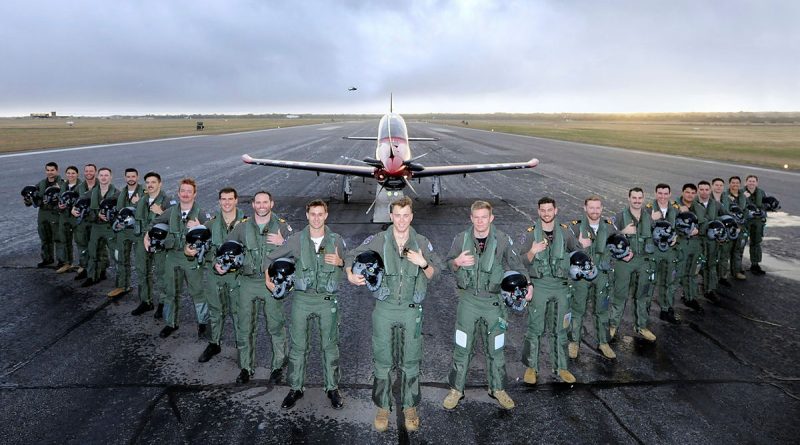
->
left=431, top=176, right=441, bottom=205
left=342, top=176, right=352, bottom=203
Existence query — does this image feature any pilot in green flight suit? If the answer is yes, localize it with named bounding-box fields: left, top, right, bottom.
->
left=197, top=187, right=247, bottom=363
left=145, top=178, right=210, bottom=338
left=518, top=197, right=579, bottom=385
left=442, top=200, right=527, bottom=411
left=568, top=196, right=618, bottom=360
left=222, top=190, right=292, bottom=385
left=265, top=199, right=347, bottom=410
left=346, top=197, right=441, bottom=433
left=609, top=187, right=657, bottom=342
left=648, top=184, right=681, bottom=324
left=677, top=183, right=706, bottom=314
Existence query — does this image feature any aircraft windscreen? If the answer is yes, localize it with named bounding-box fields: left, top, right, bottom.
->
left=378, top=114, right=408, bottom=140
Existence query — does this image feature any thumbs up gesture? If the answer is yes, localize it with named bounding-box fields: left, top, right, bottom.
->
left=325, top=246, right=343, bottom=267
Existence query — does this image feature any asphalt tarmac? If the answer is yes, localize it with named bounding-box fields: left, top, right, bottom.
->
left=1, top=121, right=799, bottom=444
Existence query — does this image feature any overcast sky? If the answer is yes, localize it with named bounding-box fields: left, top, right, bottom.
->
left=2, top=0, right=798, bottom=116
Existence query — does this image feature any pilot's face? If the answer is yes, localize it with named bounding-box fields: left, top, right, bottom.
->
left=628, top=191, right=644, bottom=210
left=537, top=203, right=557, bottom=224
left=389, top=205, right=413, bottom=233
left=698, top=184, right=711, bottom=201
left=584, top=199, right=602, bottom=222
left=307, top=205, right=328, bottom=230
left=470, top=208, right=494, bottom=234
left=45, top=165, right=58, bottom=180
left=729, top=178, right=741, bottom=193
left=145, top=176, right=161, bottom=195
left=83, top=166, right=96, bottom=181
left=219, top=192, right=237, bottom=213
left=712, top=180, right=724, bottom=195
left=178, top=183, right=196, bottom=205
left=655, top=187, right=671, bottom=205
left=682, top=187, right=696, bottom=204
left=65, top=169, right=78, bottom=183
left=97, top=169, right=112, bottom=186
left=252, top=193, right=273, bottom=217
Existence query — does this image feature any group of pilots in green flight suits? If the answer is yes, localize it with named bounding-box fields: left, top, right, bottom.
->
left=27, top=160, right=775, bottom=434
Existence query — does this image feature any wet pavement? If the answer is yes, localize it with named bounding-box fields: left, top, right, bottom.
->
left=1, top=121, right=799, bottom=444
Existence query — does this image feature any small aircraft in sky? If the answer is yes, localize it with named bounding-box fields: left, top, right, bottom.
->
left=242, top=96, right=539, bottom=221
left=348, top=86, right=358, bottom=91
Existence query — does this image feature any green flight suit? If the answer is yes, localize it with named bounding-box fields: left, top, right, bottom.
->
left=610, top=208, right=655, bottom=331
left=224, top=214, right=292, bottom=373
left=568, top=218, right=615, bottom=346
left=518, top=219, right=577, bottom=374
left=133, top=191, right=174, bottom=304
left=74, top=181, right=98, bottom=269
left=346, top=227, right=441, bottom=410
left=723, top=189, right=748, bottom=276
left=35, top=175, right=64, bottom=264
left=678, top=201, right=707, bottom=303
left=445, top=224, right=524, bottom=393
left=205, top=209, right=247, bottom=345
left=697, top=197, right=725, bottom=294
left=113, top=184, right=145, bottom=290
left=647, top=200, right=681, bottom=311
left=56, top=180, right=82, bottom=266
left=86, top=185, right=119, bottom=281
left=746, top=187, right=767, bottom=266
left=151, top=203, right=211, bottom=328
left=267, top=224, right=346, bottom=392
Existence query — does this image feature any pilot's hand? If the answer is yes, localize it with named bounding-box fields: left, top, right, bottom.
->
left=265, top=274, right=275, bottom=292
left=184, top=244, right=197, bottom=257
left=214, top=263, right=226, bottom=274
left=324, top=247, right=343, bottom=267
left=454, top=250, right=475, bottom=267
left=131, top=194, right=140, bottom=205
left=347, top=270, right=366, bottom=286
left=525, top=284, right=534, bottom=302
left=529, top=240, right=548, bottom=256
left=143, top=234, right=151, bottom=252
left=622, top=251, right=634, bottom=262
left=406, top=249, right=427, bottom=268
left=186, top=218, right=200, bottom=229
left=578, top=232, right=592, bottom=248
left=620, top=222, right=637, bottom=235
left=267, top=232, right=284, bottom=245
left=150, top=203, right=164, bottom=215
left=71, top=208, right=80, bottom=217
left=651, top=210, right=662, bottom=221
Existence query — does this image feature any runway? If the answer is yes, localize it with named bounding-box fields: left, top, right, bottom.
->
left=1, top=121, right=798, bottom=444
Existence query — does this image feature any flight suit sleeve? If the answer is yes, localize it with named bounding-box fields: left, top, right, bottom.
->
left=334, top=235, right=347, bottom=270
left=563, top=225, right=579, bottom=253
left=264, top=232, right=300, bottom=271
left=345, top=233, right=383, bottom=270
left=418, top=234, right=442, bottom=281
left=518, top=230, right=535, bottom=267
left=445, top=233, right=464, bottom=272
left=149, top=207, right=172, bottom=231
left=501, top=233, right=528, bottom=280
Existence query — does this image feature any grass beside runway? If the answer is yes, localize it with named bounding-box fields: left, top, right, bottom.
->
left=436, top=118, right=799, bottom=171
left=0, top=117, right=330, bottom=153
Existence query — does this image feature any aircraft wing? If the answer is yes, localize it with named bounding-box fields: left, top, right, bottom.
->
left=242, top=154, right=375, bottom=178
left=413, top=158, right=539, bottom=178
left=343, top=136, right=439, bottom=141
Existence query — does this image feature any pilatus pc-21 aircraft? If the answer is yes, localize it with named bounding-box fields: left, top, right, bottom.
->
left=242, top=98, right=539, bottom=222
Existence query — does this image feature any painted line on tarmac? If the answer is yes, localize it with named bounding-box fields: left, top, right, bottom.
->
left=0, top=135, right=205, bottom=159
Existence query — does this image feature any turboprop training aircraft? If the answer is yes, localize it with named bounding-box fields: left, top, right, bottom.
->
left=242, top=98, right=539, bottom=222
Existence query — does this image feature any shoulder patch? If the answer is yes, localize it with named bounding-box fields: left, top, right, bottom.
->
left=279, top=218, right=286, bottom=223
left=560, top=223, right=568, bottom=229
left=169, top=200, right=177, bottom=206
left=507, top=235, right=513, bottom=246
left=571, top=220, right=579, bottom=225
left=672, top=202, right=680, bottom=209
left=526, top=225, right=535, bottom=232
left=611, top=216, right=617, bottom=224
left=208, top=214, right=217, bottom=221
left=362, top=234, right=375, bottom=245
left=241, top=216, right=248, bottom=222
left=427, top=241, right=433, bottom=252
left=646, top=203, right=653, bottom=209
left=287, top=224, right=293, bottom=232
left=205, top=212, right=212, bottom=220
left=605, top=218, right=613, bottom=225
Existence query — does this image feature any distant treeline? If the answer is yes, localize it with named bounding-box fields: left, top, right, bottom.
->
left=410, top=112, right=800, bottom=124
